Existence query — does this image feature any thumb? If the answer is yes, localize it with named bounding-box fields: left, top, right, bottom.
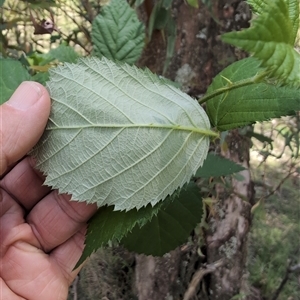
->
left=0, top=81, right=51, bottom=175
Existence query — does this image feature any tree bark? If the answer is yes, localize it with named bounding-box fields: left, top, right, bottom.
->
left=134, top=1, right=254, bottom=299
left=205, top=130, right=254, bottom=299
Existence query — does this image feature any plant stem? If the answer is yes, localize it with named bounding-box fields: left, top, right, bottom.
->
left=198, top=71, right=268, bottom=105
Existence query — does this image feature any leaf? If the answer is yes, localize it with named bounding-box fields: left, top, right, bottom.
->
left=195, top=152, right=245, bottom=178
left=246, top=131, right=273, bottom=145
left=32, top=71, right=50, bottom=85
left=205, top=57, right=300, bottom=131
left=120, top=182, right=203, bottom=256
left=186, top=0, right=199, bottom=8
left=76, top=198, right=165, bottom=267
left=33, top=44, right=80, bottom=66
left=148, top=3, right=169, bottom=37
left=163, top=14, right=176, bottom=74
left=44, top=44, right=79, bottom=64
left=222, top=0, right=300, bottom=88
left=31, top=57, right=216, bottom=211
left=247, top=0, right=299, bottom=43
left=0, top=59, right=31, bottom=104
left=91, top=0, right=145, bottom=64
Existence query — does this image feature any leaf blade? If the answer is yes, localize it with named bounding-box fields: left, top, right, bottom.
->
left=31, top=57, right=214, bottom=211
left=91, top=0, right=145, bottom=64
left=76, top=199, right=164, bottom=267
left=222, top=0, right=300, bottom=88
left=205, top=58, right=300, bottom=130
left=0, top=59, right=31, bottom=104
left=120, top=182, right=203, bottom=256
left=247, top=0, right=299, bottom=43
left=195, top=152, right=245, bottom=178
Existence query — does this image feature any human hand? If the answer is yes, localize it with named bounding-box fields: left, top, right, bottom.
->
left=0, top=82, right=97, bottom=300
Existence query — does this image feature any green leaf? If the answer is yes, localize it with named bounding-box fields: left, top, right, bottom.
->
left=195, top=152, right=245, bottom=178
left=148, top=3, right=168, bottom=37
left=247, top=0, right=299, bottom=43
left=31, top=57, right=216, bottom=211
left=222, top=0, right=300, bottom=88
left=31, top=44, right=80, bottom=66
left=205, top=58, right=300, bottom=131
left=32, top=71, right=50, bottom=85
left=43, top=44, right=79, bottom=64
left=0, top=0, right=5, bottom=7
left=0, top=59, right=31, bottom=104
left=91, top=0, right=145, bottom=64
left=246, top=131, right=273, bottom=145
left=76, top=199, right=164, bottom=267
left=186, top=0, right=199, bottom=8
left=121, top=182, right=203, bottom=256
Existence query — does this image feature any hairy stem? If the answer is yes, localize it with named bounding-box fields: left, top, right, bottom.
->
left=198, top=71, right=268, bottom=105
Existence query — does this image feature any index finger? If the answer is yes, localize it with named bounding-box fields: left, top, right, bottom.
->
left=27, top=191, right=97, bottom=252
left=0, top=82, right=50, bottom=175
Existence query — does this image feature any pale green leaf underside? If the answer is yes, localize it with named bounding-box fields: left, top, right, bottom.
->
left=91, top=0, right=145, bottom=64
left=223, top=0, right=300, bottom=88
left=31, top=57, right=214, bottom=211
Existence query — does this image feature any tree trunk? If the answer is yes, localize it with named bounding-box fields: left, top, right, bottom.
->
left=133, top=1, right=254, bottom=299
left=205, top=130, right=254, bottom=300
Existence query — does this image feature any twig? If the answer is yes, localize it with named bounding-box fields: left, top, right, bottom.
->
left=271, top=248, right=300, bottom=300
left=263, top=168, right=297, bottom=201
left=289, top=263, right=300, bottom=272
left=183, top=260, right=224, bottom=300
left=72, top=274, right=79, bottom=300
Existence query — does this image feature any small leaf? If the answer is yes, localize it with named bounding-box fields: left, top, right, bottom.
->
left=76, top=199, right=164, bottom=267
left=195, top=152, right=245, bottom=178
left=36, top=44, right=80, bottom=66
left=31, top=57, right=216, bottom=211
left=222, top=0, right=300, bottom=88
left=186, top=0, right=199, bottom=8
left=45, top=44, right=79, bottom=64
left=120, top=182, right=203, bottom=256
left=205, top=58, right=300, bottom=130
left=247, top=0, right=299, bottom=43
left=148, top=3, right=168, bottom=37
left=0, top=59, right=31, bottom=104
left=246, top=131, right=273, bottom=145
left=92, top=0, right=145, bottom=64
left=32, top=71, right=50, bottom=85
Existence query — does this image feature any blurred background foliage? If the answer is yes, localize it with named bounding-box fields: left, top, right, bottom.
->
left=248, top=115, right=300, bottom=300
left=1, top=1, right=299, bottom=299
left=0, top=0, right=105, bottom=56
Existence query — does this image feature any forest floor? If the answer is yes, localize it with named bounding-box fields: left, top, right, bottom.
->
left=248, top=118, right=300, bottom=300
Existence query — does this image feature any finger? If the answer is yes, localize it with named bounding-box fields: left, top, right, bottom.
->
left=27, top=191, right=97, bottom=252
left=0, top=156, right=51, bottom=210
left=0, top=278, right=23, bottom=300
left=50, top=226, right=87, bottom=285
left=0, top=81, right=51, bottom=175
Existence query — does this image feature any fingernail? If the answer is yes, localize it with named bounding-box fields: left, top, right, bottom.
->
left=7, top=81, right=43, bottom=110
